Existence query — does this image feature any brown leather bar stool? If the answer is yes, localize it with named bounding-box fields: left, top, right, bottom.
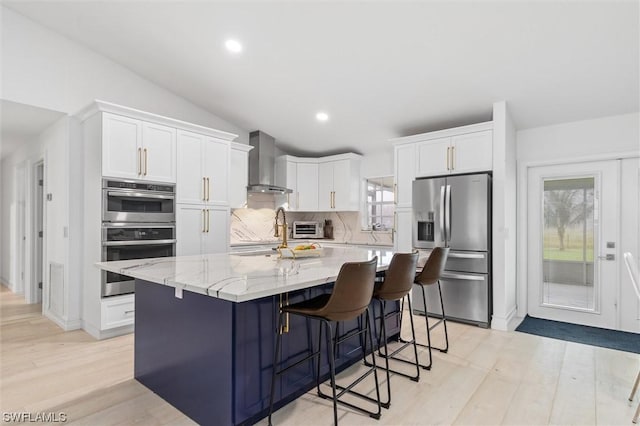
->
left=410, top=247, right=450, bottom=370
left=268, top=257, right=382, bottom=426
left=365, top=251, right=420, bottom=408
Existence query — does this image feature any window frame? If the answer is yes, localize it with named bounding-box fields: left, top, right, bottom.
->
left=362, top=175, right=395, bottom=232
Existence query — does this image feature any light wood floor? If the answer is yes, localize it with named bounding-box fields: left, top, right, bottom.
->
left=1, top=284, right=637, bottom=425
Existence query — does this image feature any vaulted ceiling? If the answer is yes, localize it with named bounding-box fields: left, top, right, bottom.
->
left=5, top=1, right=638, bottom=155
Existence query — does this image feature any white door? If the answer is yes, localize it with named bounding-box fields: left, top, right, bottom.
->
left=142, top=122, right=176, bottom=183
left=229, top=148, right=249, bottom=209
left=317, top=161, right=333, bottom=210
left=102, top=113, right=141, bottom=180
left=177, top=131, right=206, bottom=204
left=285, top=160, right=298, bottom=210
left=527, top=160, right=619, bottom=329
left=203, top=138, right=229, bottom=204
left=176, top=204, right=205, bottom=256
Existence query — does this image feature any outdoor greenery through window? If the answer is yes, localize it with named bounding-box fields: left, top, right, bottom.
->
left=365, top=176, right=394, bottom=231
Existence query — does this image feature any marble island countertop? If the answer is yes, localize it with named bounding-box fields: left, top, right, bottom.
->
left=96, top=246, right=395, bottom=303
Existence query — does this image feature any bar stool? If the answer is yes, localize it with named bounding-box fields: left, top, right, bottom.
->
left=268, top=257, right=382, bottom=426
left=410, top=247, right=450, bottom=370
left=366, top=251, right=420, bottom=408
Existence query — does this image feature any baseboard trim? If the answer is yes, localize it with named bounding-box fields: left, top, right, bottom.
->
left=83, top=321, right=134, bottom=340
left=44, top=310, right=82, bottom=331
left=491, top=306, right=518, bottom=331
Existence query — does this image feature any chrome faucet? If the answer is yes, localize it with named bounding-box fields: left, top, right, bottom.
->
left=274, top=207, right=288, bottom=248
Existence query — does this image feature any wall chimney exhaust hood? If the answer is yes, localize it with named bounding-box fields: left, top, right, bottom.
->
left=247, top=130, right=292, bottom=194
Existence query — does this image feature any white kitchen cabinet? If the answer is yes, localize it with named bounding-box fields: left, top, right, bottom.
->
left=415, top=130, right=493, bottom=178
left=102, top=113, right=176, bottom=183
left=276, top=156, right=318, bottom=211
left=318, top=158, right=360, bottom=211
left=394, top=143, right=417, bottom=209
left=394, top=208, right=413, bottom=252
left=102, top=113, right=141, bottom=180
left=177, top=130, right=229, bottom=205
left=451, top=130, right=493, bottom=174
left=176, top=204, right=229, bottom=256
left=417, top=137, right=450, bottom=177
left=102, top=114, right=177, bottom=182
left=101, top=295, right=135, bottom=330
left=318, top=161, right=333, bottom=210
left=296, top=162, right=319, bottom=211
left=229, top=143, right=252, bottom=209
left=142, top=122, right=177, bottom=183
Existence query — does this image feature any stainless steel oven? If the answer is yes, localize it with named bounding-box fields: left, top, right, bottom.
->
left=102, top=178, right=175, bottom=223
left=101, top=224, right=176, bottom=297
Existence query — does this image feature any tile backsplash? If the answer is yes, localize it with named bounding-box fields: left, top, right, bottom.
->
left=230, top=208, right=393, bottom=246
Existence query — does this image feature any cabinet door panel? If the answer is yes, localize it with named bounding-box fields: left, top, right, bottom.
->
left=296, top=162, right=319, bottom=211
left=394, top=209, right=413, bottom=252
left=142, top=122, right=176, bottom=183
left=204, top=138, right=229, bottom=204
left=177, top=131, right=205, bottom=204
left=416, top=137, right=450, bottom=178
left=176, top=205, right=204, bottom=256
left=102, top=113, right=141, bottom=179
left=317, top=162, right=333, bottom=211
left=395, top=144, right=416, bottom=208
left=203, top=208, right=229, bottom=254
left=331, top=159, right=352, bottom=210
left=451, top=130, right=493, bottom=174
left=286, top=160, right=298, bottom=210
left=229, top=148, right=249, bottom=209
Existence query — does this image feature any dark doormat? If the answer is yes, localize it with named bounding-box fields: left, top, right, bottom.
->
left=516, top=315, right=640, bottom=354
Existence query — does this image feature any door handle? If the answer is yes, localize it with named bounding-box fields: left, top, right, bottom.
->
left=138, top=148, right=142, bottom=175
left=207, top=177, right=210, bottom=201
left=446, top=147, right=450, bottom=171
left=448, top=252, right=485, bottom=259
left=203, top=177, right=206, bottom=201
left=598, top=254, right=615, bottom=261
left=451, top=146, right=455, bottom=170
left=440, top=185, right=446, bottom=242
left=206, top=209, right=210, bottom=233
left=143, top=148, right=148, bottom=176
left=441, top=272, right=485, bottom=281
left=445, top=184, right=451, bottom=242
left=202, top=209, right=206, bottom=233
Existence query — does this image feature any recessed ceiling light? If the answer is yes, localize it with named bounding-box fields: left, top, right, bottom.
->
left=316, top=112, right=329, bottom=122
left=225, top=39, right=243, bottom=53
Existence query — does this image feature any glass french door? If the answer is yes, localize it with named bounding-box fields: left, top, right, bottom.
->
left=527, top=160, right=619, bottom=329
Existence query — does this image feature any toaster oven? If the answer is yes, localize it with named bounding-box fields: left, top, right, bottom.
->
left=292, top=221, right=323, bottom=238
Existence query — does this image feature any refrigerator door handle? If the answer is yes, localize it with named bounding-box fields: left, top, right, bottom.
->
left=441, top=272, right=486, bottom=281
left=445, top=184, right=451, bottom=242
left=440, top=185, right=446, bottom=242
left=448, top=252, right=485, bottom=259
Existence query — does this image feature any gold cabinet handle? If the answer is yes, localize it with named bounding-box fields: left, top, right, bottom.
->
left=202, top=209, right=206, bottom=233
left=143, top=148, right=148, bottom=176
left=446, top=147, right=450, bottom=171
left=332, top=191, right=336, bottom=208
left=206, top=209, right=210, bottom=233
left=394, top=183, right=397, bottom=203
left=207, top=177, right=210, bottom=201
left=203, top=177, right=206, bottom=201
left=138, top=148, right=142, bottom=175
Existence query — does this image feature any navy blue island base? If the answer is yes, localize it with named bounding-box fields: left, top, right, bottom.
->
left=134, top=279, right=400, bottom=426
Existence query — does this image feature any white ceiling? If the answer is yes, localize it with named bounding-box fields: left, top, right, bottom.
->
left=1, top=100, right=65, bottom=160
left=5, top=1, right=638, bottom=156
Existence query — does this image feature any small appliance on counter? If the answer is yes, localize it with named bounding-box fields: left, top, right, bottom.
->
left=292, top=221, right=323, bottom=239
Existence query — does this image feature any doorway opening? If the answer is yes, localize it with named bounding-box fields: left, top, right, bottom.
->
left=31, top=161, right=44, bottom=304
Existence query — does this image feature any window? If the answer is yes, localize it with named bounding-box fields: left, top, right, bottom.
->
left=364, top=176, right=394, bottom=231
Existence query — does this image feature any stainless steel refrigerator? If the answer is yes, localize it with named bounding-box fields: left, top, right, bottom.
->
left=412, top=173, right=492, bottom=327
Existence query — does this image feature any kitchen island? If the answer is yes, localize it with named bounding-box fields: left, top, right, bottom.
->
left=97, top=246, right=398, bottom=425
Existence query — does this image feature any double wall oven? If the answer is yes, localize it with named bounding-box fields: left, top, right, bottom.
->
left=102, top=179, right=176, bottom=297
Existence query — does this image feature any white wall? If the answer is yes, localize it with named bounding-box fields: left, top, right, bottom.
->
left=491, top=101, right=518, bottom=330
left=1, top=6, right=249, bottom=143
left=361, top=147, right=393, bottom=178
left=516, top=112, right=640, bottom=331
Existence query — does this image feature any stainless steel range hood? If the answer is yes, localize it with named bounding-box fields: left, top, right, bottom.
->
left=247, top=130, right=292, bottom=194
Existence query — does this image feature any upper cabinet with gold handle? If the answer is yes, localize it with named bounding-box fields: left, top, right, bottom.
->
left=414, top=127, right=493, bottom=178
